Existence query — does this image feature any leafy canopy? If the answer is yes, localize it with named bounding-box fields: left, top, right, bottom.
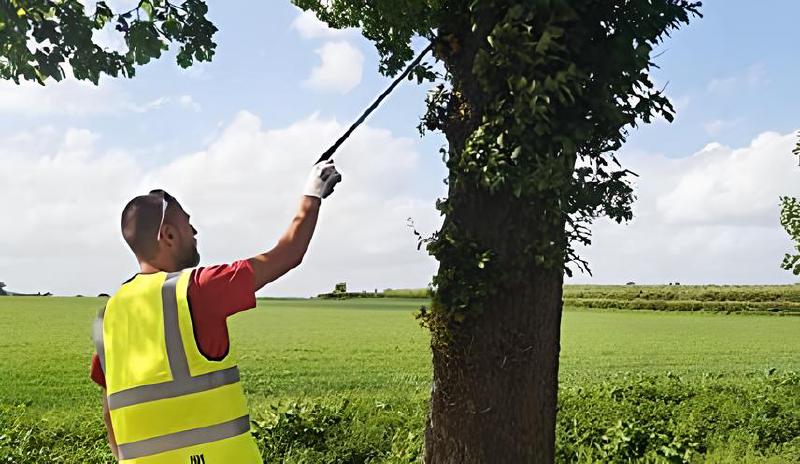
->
left=0, top=0, right=216, bottom=84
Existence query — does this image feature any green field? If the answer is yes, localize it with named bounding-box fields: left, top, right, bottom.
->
left=1, top=293, right=799, bottom=463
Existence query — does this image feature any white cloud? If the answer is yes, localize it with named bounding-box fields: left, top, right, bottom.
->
left=303, top=41, right=364, bottom=94
left=92, top=23, right=128, bottom=53
left=178, top=95, right=201, bottom=112
left=707, top=63, right=767, bottom=94
left=292, top=9, right=365, bottom=95
left=656, top=132, right=796, bottom=226
left=134, top=96, right=170, bottom=112
left=291, top=10, right=354, bottom=39
left=0, top=78, right=127, bottom=116
left=132, top=95, right=202, bottom=113
left=5, top=113, right=797, bottom=295
left=569, top=130, right=800, bottom=285
left=0, top=112, right=443, bottom=297
left=0, top=128, right=143, bottom=296
left=0, top=76, right=202, bottom=116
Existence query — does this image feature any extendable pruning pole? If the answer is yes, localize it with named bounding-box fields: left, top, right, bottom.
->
left=315, top=42, right=435, bottom=164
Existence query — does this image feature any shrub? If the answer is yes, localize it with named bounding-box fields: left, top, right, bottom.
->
left=3, top=373, right=798, bottom=463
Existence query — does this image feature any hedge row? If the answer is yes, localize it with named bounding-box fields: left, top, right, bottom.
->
left=563, top=285, right=800, bottom=303
left=564, top=298, right=800, bottom=313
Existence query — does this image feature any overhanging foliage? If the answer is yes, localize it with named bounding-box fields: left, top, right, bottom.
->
left=0, top=0, right=216, bottom=84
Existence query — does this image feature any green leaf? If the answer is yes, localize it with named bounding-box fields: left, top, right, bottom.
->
left=0, top=0, right=217, bottom=84
left=163, top=17, right=181, bottom=37
left=141, top=1, right=154, bottom=20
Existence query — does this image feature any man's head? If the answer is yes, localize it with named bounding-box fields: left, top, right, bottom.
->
left=121, top=190, right=199, bottom=271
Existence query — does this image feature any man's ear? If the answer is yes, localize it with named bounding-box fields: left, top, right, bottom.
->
left=161, top=224, right=177, bottom=244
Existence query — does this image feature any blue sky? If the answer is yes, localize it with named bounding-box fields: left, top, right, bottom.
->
left=1, top=1, right=799, bottom=296
left=3, top=1, right=447, bottom=185
left=623, top=1, right=800, bottom=157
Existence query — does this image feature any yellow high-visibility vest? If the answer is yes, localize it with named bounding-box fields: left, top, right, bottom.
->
left=93, top=271, right=262, bottom=463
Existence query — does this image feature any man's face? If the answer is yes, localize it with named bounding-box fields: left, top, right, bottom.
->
left=168, top=202, right=200, bottom=269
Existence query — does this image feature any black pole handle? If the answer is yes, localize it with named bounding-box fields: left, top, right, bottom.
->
left=315, top=41, right=435, bottom=165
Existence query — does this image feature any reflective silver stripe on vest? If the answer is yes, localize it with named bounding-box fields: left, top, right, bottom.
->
left=107, top=366, right=240, bottom=410
left=95, top=271, right=243, bottom=414
left=162, top=272, right=191, bottom=380
left=116, top=415, right=251, bottom=460
left=92, top=305, right=107, bottom=374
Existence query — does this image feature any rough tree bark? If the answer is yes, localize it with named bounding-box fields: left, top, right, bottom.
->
left=424, top=8, right=567, bottom=462
left=425, top=249, right=564, bottom=462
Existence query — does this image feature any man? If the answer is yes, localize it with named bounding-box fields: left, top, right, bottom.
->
left=90, top=160, right=341, bottom=463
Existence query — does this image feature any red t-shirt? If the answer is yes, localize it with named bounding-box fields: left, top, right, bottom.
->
left=89, top=260, right=256, bottom=388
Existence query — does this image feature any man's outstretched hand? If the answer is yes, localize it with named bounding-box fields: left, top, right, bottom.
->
left=249, top=159, right=341, bottom=291
left=303, top=159, right=342, bottom=199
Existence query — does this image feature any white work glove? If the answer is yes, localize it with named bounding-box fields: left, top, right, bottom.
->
left=303, top=159, right=342, bottom=199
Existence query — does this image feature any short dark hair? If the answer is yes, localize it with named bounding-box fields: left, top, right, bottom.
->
left=121, top=193, right=167, bottom=260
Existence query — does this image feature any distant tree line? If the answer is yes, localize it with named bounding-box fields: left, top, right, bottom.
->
left=780, top=134, right=800, bottom=276
left=316, top=282, right=432, bottom=299
left=0, top=281, right=52, bottom=297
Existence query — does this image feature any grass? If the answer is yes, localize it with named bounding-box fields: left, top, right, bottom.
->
left=0, top=294, right=799, bottom=462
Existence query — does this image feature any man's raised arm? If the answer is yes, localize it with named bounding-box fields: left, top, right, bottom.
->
left=248, top=160, right=341, bottom=292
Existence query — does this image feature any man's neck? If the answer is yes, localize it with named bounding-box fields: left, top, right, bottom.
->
left=138, top=261, right=179, bottom=274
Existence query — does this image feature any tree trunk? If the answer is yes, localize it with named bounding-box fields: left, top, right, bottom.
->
left=423, top=194, right=564, bottom=463
left=423, top=6, right=565, bottom=462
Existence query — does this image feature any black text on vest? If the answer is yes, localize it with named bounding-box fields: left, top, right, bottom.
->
left=189, top=454, right=205, bottom=464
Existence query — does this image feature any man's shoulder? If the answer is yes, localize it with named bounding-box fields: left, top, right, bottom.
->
left=190, top=260, right=254, bottom=289
left=188, top=260, right=256, bottom=313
